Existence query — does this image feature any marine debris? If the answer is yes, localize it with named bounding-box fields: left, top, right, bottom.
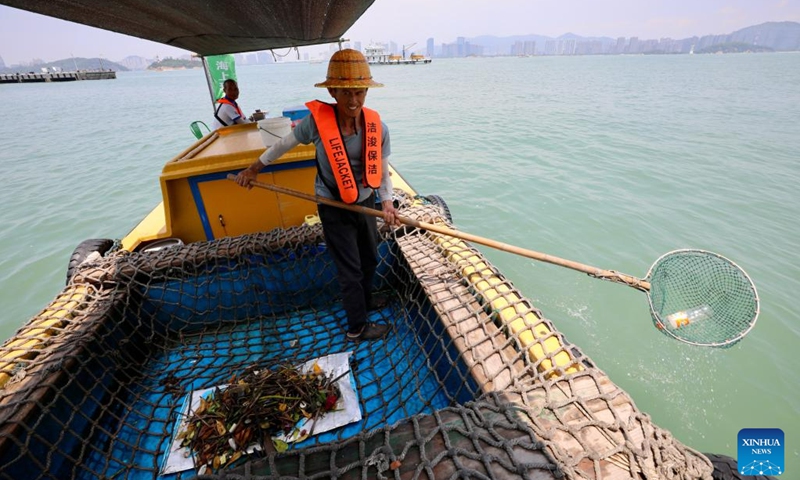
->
left=176, top=362, right=341, bottom=472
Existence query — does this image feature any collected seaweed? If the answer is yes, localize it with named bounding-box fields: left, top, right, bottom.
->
left=176, top=362, right=341, bottom=472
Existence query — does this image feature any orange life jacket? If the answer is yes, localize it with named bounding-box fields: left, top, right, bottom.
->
left=305, top=100, right=382, bottom=204
left=215, top=97, right=243, bottom=122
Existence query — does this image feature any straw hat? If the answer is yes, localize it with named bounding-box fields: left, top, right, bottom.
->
left=315, top=49, right=384, bottom=88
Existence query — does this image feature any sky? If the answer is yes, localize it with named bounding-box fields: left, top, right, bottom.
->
left=1, top=0, right=799, bottom=65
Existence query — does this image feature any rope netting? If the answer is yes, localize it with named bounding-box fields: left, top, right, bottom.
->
left=0, top=192, right=713, bottom=479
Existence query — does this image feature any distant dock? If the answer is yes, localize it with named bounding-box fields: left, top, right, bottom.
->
left=0, top=70, right=116, bottom=84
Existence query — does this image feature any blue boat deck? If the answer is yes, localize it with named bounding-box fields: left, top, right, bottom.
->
left=0, top=225, right=721, bottom=479
left=80, top=292, right=477, bottom=478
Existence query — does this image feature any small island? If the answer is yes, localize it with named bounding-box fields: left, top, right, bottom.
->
left=148, top=58, right=202, bottom=71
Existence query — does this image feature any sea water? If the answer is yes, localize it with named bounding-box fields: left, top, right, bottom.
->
left=1, top=53, right=798, bottom=473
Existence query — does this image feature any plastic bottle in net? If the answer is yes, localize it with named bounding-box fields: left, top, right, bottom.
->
left=665, top=305, right=712, bottom=329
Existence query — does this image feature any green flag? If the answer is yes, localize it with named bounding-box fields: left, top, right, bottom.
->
left=203, top=54, right=238, bottom=105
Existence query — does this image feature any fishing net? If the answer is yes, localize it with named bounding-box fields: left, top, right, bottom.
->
left=646, top=249, right=760, bottom=347
left=0, top=193, right=713, bottom=479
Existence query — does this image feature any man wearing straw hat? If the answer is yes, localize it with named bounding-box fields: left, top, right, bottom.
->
left=235, top=49, right=398, bottom=341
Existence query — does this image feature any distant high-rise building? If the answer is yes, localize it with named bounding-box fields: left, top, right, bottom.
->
left=641, top=39, right=658, bottom=53
left=557, top=39, right=575, bottom=55
left=427, top=38, right=434, bottom=57
left=615, top=37, right=626, bottom=54
left=681, top=37, right=698, bottom=54
left=438, top=38, right=483, bottom=57
left=442, top=42, right=451, bottom=57
left=466, top=41, right=481, bottom=56
left=696, top=35, right=713, bottom=50
left=524, top=41, right=536, bottom=55
left=118, top=55, right=149, bottom=70
left=457, top=37, right=466, bottom=57
left=389, top=41, right=398, bottom=55
left=0, top=56, right=5, bottom=69
left=354, top=41, right=362, bottom=52
left=544, top=40, right=556, bottom=55
left=511, top=41, right=535, bottom=56
left=627, top=37, right=640, bottom=54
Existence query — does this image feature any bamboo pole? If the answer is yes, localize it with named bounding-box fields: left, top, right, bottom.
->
left=229, top=175, right=651, bottom=291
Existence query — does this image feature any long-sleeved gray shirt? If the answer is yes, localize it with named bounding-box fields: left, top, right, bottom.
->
left=258, top=112, right=393, bottom=203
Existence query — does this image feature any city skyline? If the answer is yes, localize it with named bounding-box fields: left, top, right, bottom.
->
left=2, top=0, right=800, bottom=65
left=4, top=20, right=796, bottom=71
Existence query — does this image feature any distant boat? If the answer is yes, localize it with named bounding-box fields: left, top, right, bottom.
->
left=364, top=43, right=431, bottom=65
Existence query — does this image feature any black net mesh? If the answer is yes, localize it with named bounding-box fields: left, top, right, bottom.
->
left=0, top=193, right=713, bottom=479
left=196, top=392, right=563, bottom=480
left=646, top=249, right=759, bottom=347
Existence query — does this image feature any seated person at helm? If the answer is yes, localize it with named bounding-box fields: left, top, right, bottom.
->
left=211, top=79, right=251, bottom=129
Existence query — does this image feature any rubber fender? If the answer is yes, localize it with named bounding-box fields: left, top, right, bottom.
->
left=704, top=453, right=778, bottom=480
left=425, top=194, right=453, bottom=223
left=66, top=238, right=114, bottom=284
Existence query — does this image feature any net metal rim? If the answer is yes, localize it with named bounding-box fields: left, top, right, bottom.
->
left=644, top=248, right=760, bottom=347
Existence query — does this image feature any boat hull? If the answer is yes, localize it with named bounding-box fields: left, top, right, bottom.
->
left=0, top=197, right=715, bottom=478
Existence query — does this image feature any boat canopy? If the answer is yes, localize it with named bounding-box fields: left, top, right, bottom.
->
left=1, top=0, right=375, bottom=55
